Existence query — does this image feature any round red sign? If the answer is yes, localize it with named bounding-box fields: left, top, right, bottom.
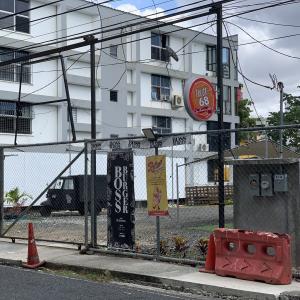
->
left=184, top=77, right=216, bottom=121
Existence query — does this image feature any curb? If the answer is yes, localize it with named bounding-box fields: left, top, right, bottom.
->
left=44, top=261, right=278, bottom=300
left=0, top=257, right=293, bottom=300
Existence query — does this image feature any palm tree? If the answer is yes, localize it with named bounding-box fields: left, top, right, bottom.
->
left=5, top=187, right=31, bottom=206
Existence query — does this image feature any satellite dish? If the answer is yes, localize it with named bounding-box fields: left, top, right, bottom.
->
left=166, top=46, right=179, bottom=62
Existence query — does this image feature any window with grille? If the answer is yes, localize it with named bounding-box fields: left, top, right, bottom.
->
left=0, top=47, right=31, bottom=83
left=151, top=74, right=170, bottom=101
left=206, top=45, right=231, bottom=79
left=152, top=116, right=171, bottom=134
left=0, top=100, right=32, bottom=134
left=0, top=0, right=30, bottom=33
left=151, top=32, right=169, bottom=62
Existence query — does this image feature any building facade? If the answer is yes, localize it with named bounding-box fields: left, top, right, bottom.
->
left=0, top=1, right=241, bottom=198
left=0, top=0, right=240, bottom=147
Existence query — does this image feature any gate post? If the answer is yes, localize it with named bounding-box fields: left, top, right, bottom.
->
left=0, top=148, right=3, bottom=235
left=84, top=142, right=89, bottom=248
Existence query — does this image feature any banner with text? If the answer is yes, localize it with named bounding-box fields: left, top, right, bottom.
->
left=91, top=134, right=192, bottom=151
left=107, top=150, right=135, bottom=249
left=146, top=155, right=168, bottom=216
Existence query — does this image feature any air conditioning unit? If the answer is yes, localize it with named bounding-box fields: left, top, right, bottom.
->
left=172, top=95, right=184, bottom=108
left=205, top=71, right=214, bottom=77
left=197, top=143, right=209, bottom=152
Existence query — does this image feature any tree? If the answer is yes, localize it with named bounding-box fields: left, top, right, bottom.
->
left=267, top=93, right=300, bottom=152
left=237, top=99, right=257, bottom=144
left=5, top=187, right=31, bottom=206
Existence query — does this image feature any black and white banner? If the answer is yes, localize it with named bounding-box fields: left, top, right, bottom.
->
left=107, top=150, right=135, bottom=250
left=91, top=134, right=192, bottom=151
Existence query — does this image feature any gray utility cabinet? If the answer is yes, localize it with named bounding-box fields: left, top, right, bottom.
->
left=229, top=158, right=300, bottom=267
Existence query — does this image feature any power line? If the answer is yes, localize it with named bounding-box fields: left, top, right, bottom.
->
left=0, top=0, right=210, bottom=58
left=226, top=20, right=300, bottom=60
left=223, top=21, right=265, bottom=124
left=3, top=0, right=296, bottom=61
left=236, top=15, right=300, bottom=27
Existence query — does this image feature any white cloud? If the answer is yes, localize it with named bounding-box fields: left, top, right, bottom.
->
left=175, top=0, right=300, bottom=117
left=115, top=3, right=165, bottom=18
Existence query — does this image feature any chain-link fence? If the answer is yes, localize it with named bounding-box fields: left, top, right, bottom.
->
left=1, top=142, right=87, bottom=245
left=1, top=125, right=300, bottom=264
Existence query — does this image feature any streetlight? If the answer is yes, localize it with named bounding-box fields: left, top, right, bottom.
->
left=142, top=127, right=160, bottom=260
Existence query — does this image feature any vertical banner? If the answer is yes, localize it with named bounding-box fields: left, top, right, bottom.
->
left=107, top=150, right=135, bottom=249
left=146, top=155, right=169, bottom=216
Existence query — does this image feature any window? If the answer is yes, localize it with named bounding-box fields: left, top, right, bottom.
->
left=0, top=47, right=31, bottom=83
left=151, top=74, right=170, bottom=101
left=63, top=178, right=74, bottom=190
left=234, top=50, right=238, bottom=80
left=0, top=0, right=30, bottom=33
left=110, top=134, right=119, bottom=138
left=224, top=86, right=231, bottom=115
left=207, top=121, right=231, bottom=152
left=207, top=159, right=218, bottom=182
left=67, top=107, right=77, bottom=123
left=222, top=47, right=230, bottom=78
left=110, top=45, right=118, bottom=58
left=207, top=46, right=216, bottom=73
left=151, top=32, right=169, bottom=62
left=207, top=159, right=230, bottom=182
left=0, top=100, right=32, bottom=134
left=152, top=116, right=171, bottom=134
left=234, top=87, right=239, bottom=116
left=206, top=46, right=231, bottom=78
left=110, top=90, right=118, bottom=102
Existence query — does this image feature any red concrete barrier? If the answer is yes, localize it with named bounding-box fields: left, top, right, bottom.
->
left=214, top=229, right=292, bottom=285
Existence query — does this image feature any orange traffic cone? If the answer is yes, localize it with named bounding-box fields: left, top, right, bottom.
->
left=23, top=223, right=45, bottom=269
left=199, top=234, right=216, bottom=273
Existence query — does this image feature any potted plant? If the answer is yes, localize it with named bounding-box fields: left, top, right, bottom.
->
left=5, top=187, right=32, bottom=219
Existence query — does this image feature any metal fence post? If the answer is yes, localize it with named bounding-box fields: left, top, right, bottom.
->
left=84, top=142, right=89, bottom=248
left=0, top=148, right=3, bottom=236
left=176, top=163, right=180, bottom=229
left=155, top=145, right=160, bottom=260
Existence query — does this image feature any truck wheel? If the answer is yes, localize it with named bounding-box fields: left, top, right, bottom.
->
left=40, top=206, right=51, bottom=217
left=78, top=205, right=85, bottom=216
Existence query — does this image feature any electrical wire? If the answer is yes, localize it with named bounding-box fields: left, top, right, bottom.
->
left=223, top=21, right=265, bottom=125
left=226, top=20, right=300, bottom=60
left=0, top=0, right=236, bottom=57
left=2, top=0, right=295, bottom=62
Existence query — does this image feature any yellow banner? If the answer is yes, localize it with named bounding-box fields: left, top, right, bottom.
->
left=146, top=155, right=168, bottom=216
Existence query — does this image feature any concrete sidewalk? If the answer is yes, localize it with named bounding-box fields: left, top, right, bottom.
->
left=0, top=239, right=299, bottom=299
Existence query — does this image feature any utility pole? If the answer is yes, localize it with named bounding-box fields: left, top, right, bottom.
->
left=278, top=81, right=284, bottom=158
left=84, top=35, right=97, bottom=247
left=214, top=3, right=225, bottom=228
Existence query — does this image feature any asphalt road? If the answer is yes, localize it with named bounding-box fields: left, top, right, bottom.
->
left=0, top=265, right=218, bottom=300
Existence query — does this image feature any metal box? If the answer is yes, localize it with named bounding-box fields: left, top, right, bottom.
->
left=274, top=174, right=288, bottom=192
left=260, top=173, right=273, bottom=196
left=249, top=174, right=260, bottom=196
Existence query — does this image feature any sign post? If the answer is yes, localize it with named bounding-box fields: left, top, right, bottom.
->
left=107, top=150, right=135, bottom=250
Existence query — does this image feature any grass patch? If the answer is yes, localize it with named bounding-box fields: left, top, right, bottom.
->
left=41, top=267, right=112, bottom=283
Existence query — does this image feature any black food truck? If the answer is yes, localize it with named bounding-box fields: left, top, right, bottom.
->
left=40, top=175, right=107, bottom=216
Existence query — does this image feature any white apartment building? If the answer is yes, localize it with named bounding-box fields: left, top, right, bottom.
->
left=0, top=0, right=240, bottom=200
